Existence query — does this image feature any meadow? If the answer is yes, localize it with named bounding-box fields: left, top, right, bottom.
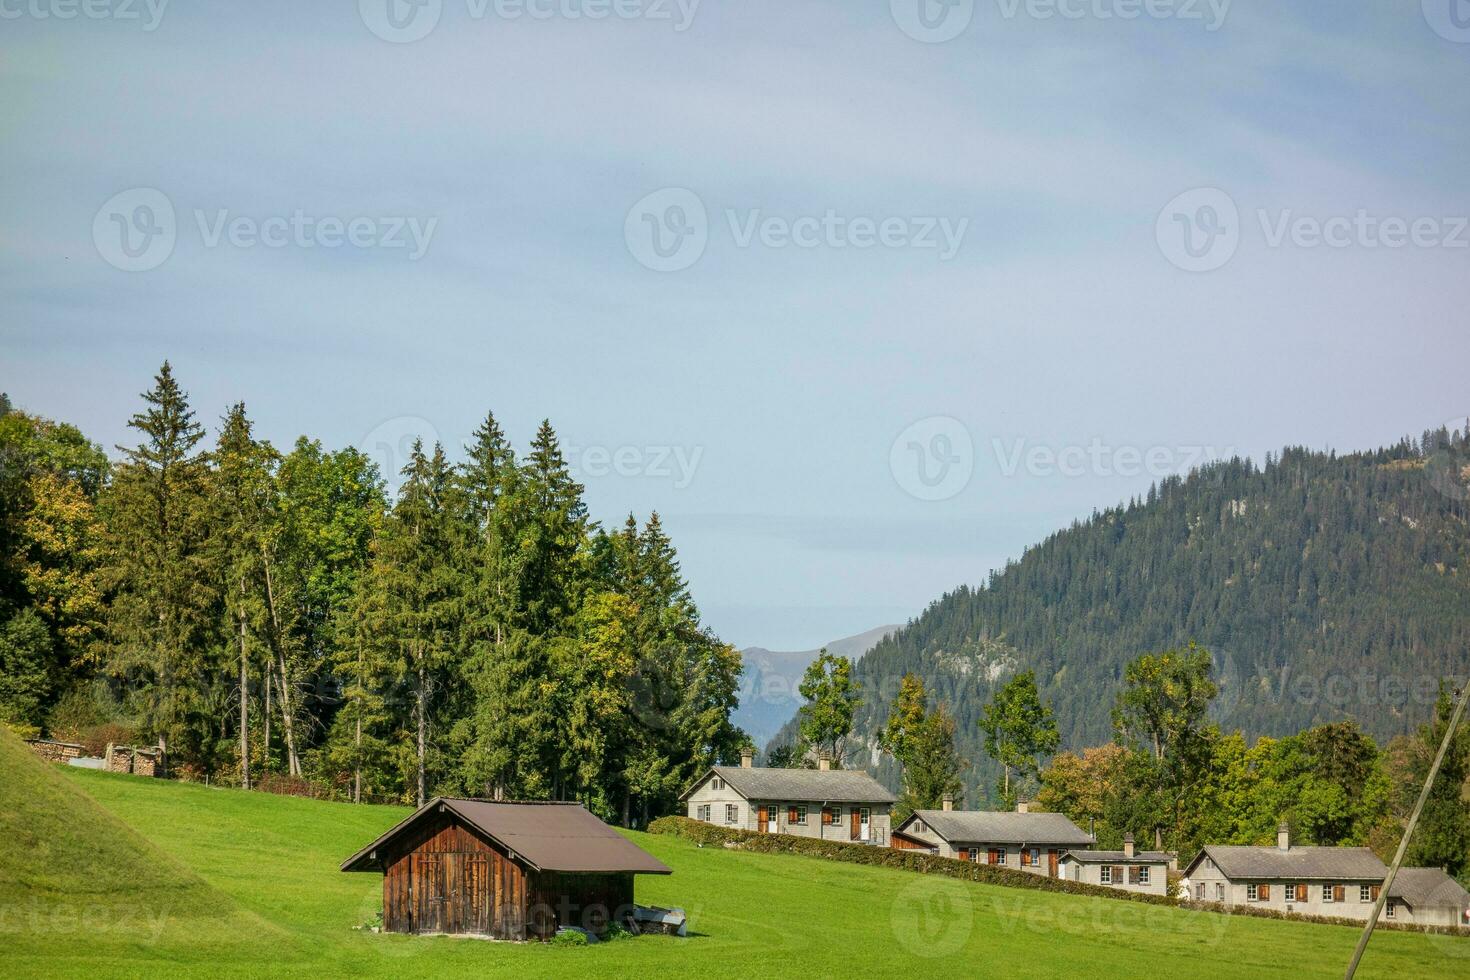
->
left=2, top=732, right=1465, bottom=978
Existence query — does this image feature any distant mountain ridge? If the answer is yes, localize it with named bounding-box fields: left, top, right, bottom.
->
left=736, top=625, right=900, bottom=749
left=770, top=431, right=1470, bottom=805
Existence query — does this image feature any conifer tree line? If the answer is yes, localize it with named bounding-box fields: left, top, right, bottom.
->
left=0, top=364, right=745, bottom=821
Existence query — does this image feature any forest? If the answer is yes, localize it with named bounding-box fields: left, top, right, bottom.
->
left=770, top=430, right=1470, bottom=807
left=0, top=364, right=745, bottom=823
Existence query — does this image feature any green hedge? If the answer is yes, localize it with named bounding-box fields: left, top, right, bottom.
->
left=650, top=817, right=1469, bottom=939
left=648, top=816, right=1178, bottom=908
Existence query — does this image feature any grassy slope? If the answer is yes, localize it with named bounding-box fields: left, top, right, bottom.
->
left=3, top=752, right=1465, bottom=978
left=0, top=729, right=296, bottom=976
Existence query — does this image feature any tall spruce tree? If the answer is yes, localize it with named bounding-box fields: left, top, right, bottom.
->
left=103, top=363, right=219, bottom=766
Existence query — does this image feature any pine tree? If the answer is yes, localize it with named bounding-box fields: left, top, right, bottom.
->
left=207, top=403, right=279, bottom=788
left=103, top=362, right=219, bottom=766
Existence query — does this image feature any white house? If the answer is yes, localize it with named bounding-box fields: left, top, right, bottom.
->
left=1179, top=824, right=1389, bottom=921
left=890, top=798, right=1094, bottom=879
left=1058, top=834, right=1173, bottom=896
left=681, top=751, right=896, bottom=845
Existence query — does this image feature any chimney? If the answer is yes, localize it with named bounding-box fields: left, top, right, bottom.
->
left=942, top=793, right=954, bottom=812
left=1016, top=799, right=1029, bottom=814
left=1123, top=834, right=1135, bottom=859
left=817, top=752, right=831, bottom=772
left=1277, top=822, right=1290, bottom=851
left=740, top=750, right=754, bottom=769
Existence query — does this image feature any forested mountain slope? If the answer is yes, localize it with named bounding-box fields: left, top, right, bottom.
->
left=771, top=431, right=1470, bottom=804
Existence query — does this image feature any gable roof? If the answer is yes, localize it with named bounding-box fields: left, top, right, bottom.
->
left=1182, top=845, right=1386, bottom=882
left=899, top=810, right=1093, bottom=846
left=1388, top=868, right=1470, bottom=910
left=340, top=798, right=672, bottom=875
left=1061, top=849, right=1173, bottom=864
left=684, top=766, right=897, bottom=804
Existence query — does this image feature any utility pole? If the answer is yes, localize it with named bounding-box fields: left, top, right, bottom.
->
left=1344, top=682, right=1468, bottom=980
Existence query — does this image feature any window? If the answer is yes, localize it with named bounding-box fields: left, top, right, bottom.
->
left=1323, top=884, right=1334, bottom=903
left=793, top=805, right=808, bottom=825
left=1101, top=866, right=1113, bottom=885
left=724, top=804, right=737, bottom=825
left=1360, top=885, right=1373, bottom=903
left=913, top=820, right=925, bottom=833
left=1137, top=866, right=1150, bottom=885
left=1028, top=848, right=1040, bottom=867
left=1385, top=901, right=1396, bottom=919
left=1195, top=882, right=1205, bottom=901
left=1215, top=883, right=1224, bottom=902
left=696, top=804, right=711, bottom=822
left=711, top=777, right=725, bottom=791
left=1247, top=883, right=1261, bottom=902
left=995, top=848, right=1008, bottom=866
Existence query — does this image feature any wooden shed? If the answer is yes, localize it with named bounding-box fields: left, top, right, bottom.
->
left=340, top=798, right=671, bottom=941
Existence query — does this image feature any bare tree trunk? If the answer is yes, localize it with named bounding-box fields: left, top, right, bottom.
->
left=259, top=551, right=300, bottom=776
left=353, top=712, right=362, bottom=804
left=263, top=660, right=272, bottom=769
left=238, top=581, right=251, bottom=790
left=416, top=661, right=428, bottom=807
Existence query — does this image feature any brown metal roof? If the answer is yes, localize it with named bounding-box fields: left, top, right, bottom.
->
left=340, top=798, right=672, bottom=876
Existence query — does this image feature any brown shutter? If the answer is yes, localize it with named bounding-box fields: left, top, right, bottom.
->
left=958, top=847, right=969, bottom=862
left=988, top=849, right=1000, bottom=865
left=1113, top=866, right=1125, bottom=885
left=1260, top=883, right=1270, bottom=901
left=788, top=806, right=798, bottom=823
left=1371, top=885, right=1381, bottom=900
left=1334, top=885, right=1345, bottom=903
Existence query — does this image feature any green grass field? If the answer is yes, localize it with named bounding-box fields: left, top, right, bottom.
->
left=3, top=732, right=1467, bottom=978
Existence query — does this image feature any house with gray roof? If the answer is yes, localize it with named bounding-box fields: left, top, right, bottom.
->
left=890, top=798, right=1094, bottom=879
left=1057, top=834, right=1173, bottom=895
left=1180, top=824, right=1390, bottom=921
left=1386, top=867, right=1470, bottom=928
left=681, top=750, right=897, bottom=845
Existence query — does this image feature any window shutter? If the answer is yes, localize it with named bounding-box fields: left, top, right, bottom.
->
left=958, top=848, right=969, bottom=862
left=1334, top=885, right=1345, bottom=903
left=1113, top=867, right=1125, bottom=884
left=1371, top=885, right=1381, bottom=900
left=1260, top=883, right=1270, bottom=901
left=788, top=806, right=798, bottom=823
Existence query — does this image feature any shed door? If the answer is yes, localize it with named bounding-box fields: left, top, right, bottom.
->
left=849, top=808, right=861, bottom=840
left=1048, top=849, right=1059, bottom=878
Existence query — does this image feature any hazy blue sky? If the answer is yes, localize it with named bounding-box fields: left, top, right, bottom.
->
left=4, top=1, right=1468, bottom=650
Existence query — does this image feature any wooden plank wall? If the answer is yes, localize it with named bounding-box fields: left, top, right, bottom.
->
left=525, top=872, right=635, bottom=939
left=381, top=813, right=527, bottom=940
